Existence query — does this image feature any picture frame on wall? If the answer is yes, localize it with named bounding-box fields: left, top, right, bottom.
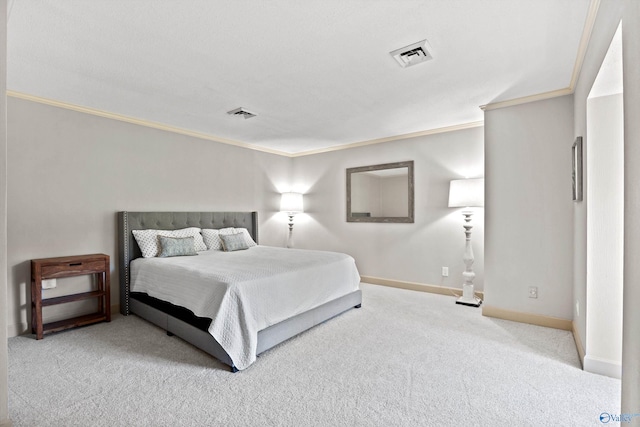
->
left=572, top=136, right=583, bottom=202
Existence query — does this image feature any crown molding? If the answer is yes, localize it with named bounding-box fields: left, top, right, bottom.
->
left=6, top=90, right=291, bottom=157
left=570, top=0, right=601, bottom=90
left=479, top=87, right=574, bottom=111
left=8, top=90, right=484, bottom=158
left=289, top=121, right=485, bottom=158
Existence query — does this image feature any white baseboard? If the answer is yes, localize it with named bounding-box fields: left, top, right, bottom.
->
left=360, top=275, right=484, bottom=299
left=584, top=354, right=622, bottom=379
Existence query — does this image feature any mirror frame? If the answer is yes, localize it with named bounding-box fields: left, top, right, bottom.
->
left=346, top=160, right=414, bottom=223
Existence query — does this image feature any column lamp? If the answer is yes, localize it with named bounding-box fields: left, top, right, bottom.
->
left=280, top=192, right=304, bottom=248
left=448, top=178, right=484, bottom=307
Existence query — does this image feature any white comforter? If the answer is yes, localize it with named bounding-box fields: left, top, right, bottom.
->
left=131, top=245, right=361, bottom=370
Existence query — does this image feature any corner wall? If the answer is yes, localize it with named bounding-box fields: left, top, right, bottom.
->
left=572, top=0, right=624, bottom=368
left=484, top=95, right=574, bottom=319
left=291, top=126, right=484, bottom=292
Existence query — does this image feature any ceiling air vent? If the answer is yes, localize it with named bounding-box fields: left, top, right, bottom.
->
left=390, top=39, right=433, bottom=68
left=227, top=107, right=256, bottom=119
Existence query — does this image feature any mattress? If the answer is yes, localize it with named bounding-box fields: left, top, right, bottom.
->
left=131, top=245, right=361, bottom=370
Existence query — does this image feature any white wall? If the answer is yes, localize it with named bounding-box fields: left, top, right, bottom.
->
left=484, top=95, right=574, bottom=319
left=292, top=126, right=484, bottom=291
left=572, top=0, right=624, bottom=361
left=6, top=97, right=292, bottom=336
left=585, top=93, right=623, bottom=377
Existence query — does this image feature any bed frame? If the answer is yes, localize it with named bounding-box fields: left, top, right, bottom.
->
left=118, top=211, right=362, bottom=372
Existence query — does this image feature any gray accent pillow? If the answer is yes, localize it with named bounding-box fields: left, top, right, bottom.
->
left=157, top=235, right=198, bottom=257
left=220, top=233, right=250, bottom=252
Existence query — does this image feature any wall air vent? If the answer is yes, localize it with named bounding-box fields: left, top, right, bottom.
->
left=390, top=39, right=433, bottom=68
left=227, top=107, right=256, bottom=119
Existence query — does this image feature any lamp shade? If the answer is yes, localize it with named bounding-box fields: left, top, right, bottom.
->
left=280, top=192, right=304, bottom=214
left=448, top=178, right=484, bottom=208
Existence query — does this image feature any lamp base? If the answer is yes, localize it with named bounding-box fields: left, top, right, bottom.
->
left=456, top=295, right=482, bottom=307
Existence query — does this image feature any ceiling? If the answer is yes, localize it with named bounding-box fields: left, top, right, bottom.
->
left=7, top=1, right=593, bottom=156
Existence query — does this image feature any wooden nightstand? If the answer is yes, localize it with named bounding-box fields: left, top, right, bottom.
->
left=31, top=254, right=111, bottom=339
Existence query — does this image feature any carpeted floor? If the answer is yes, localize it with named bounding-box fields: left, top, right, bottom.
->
left=8, top=284, right=620, bottom=426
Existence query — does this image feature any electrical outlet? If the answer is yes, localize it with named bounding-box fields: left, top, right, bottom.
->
left=442, top=267, right=449, bottom=277
left=41, top=278, right=57, bottom=290
left=528, top=286, right=538, bottom=299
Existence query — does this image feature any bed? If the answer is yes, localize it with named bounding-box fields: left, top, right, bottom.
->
left=118, top=211, right=362, bottom=371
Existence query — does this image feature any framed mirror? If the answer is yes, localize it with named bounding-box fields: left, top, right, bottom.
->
left=346, top=161, right=414, bottom=223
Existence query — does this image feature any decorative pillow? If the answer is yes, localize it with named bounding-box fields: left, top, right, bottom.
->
left=220, top=233, right=250, bottom=252
left=203, top=227, right=256, bottom=250
left=236, top=228, right=257, bottom=247
left=157, top=236, right=198, bottom=258
left=201, top=229, right=222, bottom=250
left=132, top=227, right=207, bottom=258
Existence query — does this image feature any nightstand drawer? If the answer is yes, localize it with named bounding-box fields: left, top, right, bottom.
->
left=41, top=259, right=106, bottom=279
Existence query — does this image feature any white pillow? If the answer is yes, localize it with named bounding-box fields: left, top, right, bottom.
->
left=201, top=229, right=222, bottom=250
left=132, top=227, right=207, bottom=258
left=202, top=227, right=256, bottom=250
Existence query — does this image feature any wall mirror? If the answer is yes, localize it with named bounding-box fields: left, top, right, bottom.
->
left=346, top=160, right=414, bottom=223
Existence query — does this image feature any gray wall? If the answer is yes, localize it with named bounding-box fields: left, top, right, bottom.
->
left=0, top=0, right=8, bottom=423
left=621, top=0, right=640, bottom=415
left=292, top=126, right=484, bottom=290
left=6, top=97, right=292, bottom=335
left=484, top=95, right=574, bottom=319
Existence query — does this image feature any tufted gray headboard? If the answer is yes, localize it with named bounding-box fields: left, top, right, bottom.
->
left=117, top=211, right=258, bottom=315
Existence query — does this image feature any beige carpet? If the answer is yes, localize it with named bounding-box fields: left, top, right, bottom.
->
left=8, top=284, right=620, bottom=426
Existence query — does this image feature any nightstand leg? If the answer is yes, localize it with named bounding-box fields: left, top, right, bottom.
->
left=104, top=269, right=111, bottom=322
left=31, top=279, right=43, bottom=340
